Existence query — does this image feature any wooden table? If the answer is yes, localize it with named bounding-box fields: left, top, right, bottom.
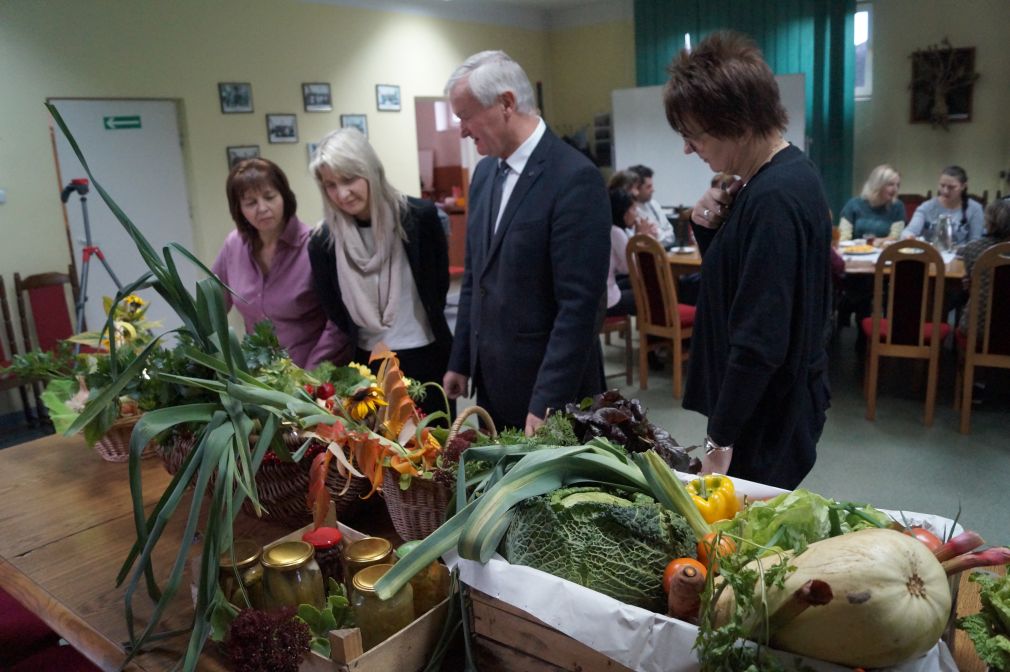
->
left=667, top=247, right=702, bottom=277
left=0, top=435, right=292, bottom=671
left=842, top=250, right=966, bottom=279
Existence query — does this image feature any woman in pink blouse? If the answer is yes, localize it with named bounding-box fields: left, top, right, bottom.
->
left=212, top=158, right=348, bottom=369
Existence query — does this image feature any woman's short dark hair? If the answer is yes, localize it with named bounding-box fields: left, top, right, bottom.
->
left=663, top=31, right=788, bottom=140
left=608, top=170, right=641, bottom=192
left=609, top=188, right=635, bottom=228
left=225, top=158, right=297, bottom=243
left=985, top=199, right=1010, bottom=240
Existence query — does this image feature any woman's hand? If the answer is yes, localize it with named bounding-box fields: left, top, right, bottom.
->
left=691, top=178, right=743, bottom=229
left=634, top=215, right=659, bottom=239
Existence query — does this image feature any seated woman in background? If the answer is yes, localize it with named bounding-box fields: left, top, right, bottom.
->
left=958, top=199, right=1010, bottom=338
left=607, top=169, right=642, bottom=199
left=307, top=128, right=453, bottom=418
left=838, top=164, right=905, bottom=241
left=212, top=158, right=348, bottom=369
left=902, top=165, right=984, bottom=245
left=605, top=189, right=639, bottom=318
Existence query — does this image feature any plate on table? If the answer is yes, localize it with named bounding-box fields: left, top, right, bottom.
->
left=845, top=245, right=876, bottom=255
left=671, top=246, right=696, bottom=255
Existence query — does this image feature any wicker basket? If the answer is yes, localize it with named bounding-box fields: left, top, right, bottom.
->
left=93, top=414, right=158, bottom=463
left=157, top=428, right=371, bottom=528
left=382, top=406, right=496, bottom=541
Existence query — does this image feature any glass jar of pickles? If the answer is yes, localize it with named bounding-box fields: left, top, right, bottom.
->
left=350, top=564, right=414, bottom=650
left=302, top=526, right=343, bottom=588
left=395, top=540, right=450, bottom=617
left=260, top=540, right=325, bottom=610
left=343, top=537, right=393, bottom=595
left=218, top=538, right=266, bottom=609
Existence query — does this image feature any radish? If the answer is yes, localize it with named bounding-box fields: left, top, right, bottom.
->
left=713, top=528, right=952, bottom=668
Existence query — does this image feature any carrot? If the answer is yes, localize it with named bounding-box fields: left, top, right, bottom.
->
left=666, top=559, right=707, bottom=622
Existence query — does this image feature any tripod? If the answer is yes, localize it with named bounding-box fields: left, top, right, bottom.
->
left=61, top=178, right=123, bottom=332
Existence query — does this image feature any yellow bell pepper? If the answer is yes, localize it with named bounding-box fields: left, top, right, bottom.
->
left=686, top=475, right=738, bottom=523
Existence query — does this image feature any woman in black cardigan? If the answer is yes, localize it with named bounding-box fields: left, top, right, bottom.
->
left=307, top=128, right=453, bottom=418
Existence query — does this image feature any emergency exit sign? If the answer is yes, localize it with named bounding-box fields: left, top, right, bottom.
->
left=103, top=115, right=141, bottom=130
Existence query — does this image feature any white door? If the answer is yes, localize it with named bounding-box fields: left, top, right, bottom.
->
left=49, top=98, right=196, bottom=335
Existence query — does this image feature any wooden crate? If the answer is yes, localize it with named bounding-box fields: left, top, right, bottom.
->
left=469, top=589, right=632, bottom=672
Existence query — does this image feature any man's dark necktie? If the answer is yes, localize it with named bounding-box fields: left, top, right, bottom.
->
left=488, top=160, right=509, bottom=247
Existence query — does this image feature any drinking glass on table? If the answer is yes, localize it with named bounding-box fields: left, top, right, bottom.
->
left=866, top=234, right=877, bottom=247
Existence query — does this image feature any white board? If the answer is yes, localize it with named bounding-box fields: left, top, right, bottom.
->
left=50, top=99, right=196, bottom=335
left=612, top=74, right=806, bottom=209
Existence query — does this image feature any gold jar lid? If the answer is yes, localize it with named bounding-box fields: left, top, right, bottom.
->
left=219, top=538, right=262, bottom=570
left=352, top=563, right=394, bottom=593
left=261, top=540, right=314, bottom=570
left=345, top=537, right=392, bottom=563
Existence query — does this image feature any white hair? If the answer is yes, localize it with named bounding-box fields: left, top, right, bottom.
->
left=309, top=127, right=406, bottom=239
left=444, top=50, right=537, bottom=115
left=860, top=164, right=900, bottom=203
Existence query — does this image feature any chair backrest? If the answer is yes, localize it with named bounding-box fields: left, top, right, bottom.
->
left=967, top=190, right=988, bottom=208
left=626, top=234, right=683, bottom=336
left=13, top=266, right=80, bottom=353
left=0, top=276, right=18, bottom=366
left=965, top=241, right=1010, bottom=357
left=870, top=240, right=945, bottom=347
left=898, top=192, right=930, bottom=223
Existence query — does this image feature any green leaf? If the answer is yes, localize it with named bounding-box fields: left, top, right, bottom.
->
left=38, top=378, right=81, bottom=435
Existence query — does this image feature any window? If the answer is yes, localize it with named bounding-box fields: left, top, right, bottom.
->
left=854, top=4, right=873, bottom=99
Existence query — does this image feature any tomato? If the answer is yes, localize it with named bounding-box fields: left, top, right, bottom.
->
left=697, top=532, right=737, bottom=572
left=304, top=383, right=316, bottom=397
left=663, top=557, right=706, bottom=594
left=904, top=526, right=942, bottom=552
left=317, top=382, right=336, bottom=400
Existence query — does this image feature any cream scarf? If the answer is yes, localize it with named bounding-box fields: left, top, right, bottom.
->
left=329, top=202, right=408, bottom=332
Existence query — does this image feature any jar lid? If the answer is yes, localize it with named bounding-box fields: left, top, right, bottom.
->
left=219, top=539, right=261, bottom=569
left=395, top=540, right=420, bottom=560
left=261, top=540, right=314, bottom=570
left=345, top=537, right=392, bottom=562
left=351, top=563, right=394, bottom=592
left=302, top=526, right=342, bottom=549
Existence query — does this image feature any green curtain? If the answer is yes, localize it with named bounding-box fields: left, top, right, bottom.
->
left=634, top=0, right=854, bottom=215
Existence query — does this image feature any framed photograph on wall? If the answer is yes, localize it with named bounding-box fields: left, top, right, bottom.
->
left=340, top=114, right=368, bottom=137
left=375, top=84, right=401, bottom=112
left=218, top=82, right=253, bottom=113
left=226, top=145, right=260, bottom=167
left=302, top=83, right=332, bottom=112
left=266, top=114, right=298, bottom=143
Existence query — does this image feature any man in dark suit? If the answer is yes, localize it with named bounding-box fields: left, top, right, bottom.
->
left=442, top=50, right=610, bottom=434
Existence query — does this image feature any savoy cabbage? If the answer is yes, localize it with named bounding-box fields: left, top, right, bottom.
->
left=503, top=486, right=697, bottom=612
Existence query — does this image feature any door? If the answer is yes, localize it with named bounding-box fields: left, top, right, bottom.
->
left=49, top=98, right=196, bottom=334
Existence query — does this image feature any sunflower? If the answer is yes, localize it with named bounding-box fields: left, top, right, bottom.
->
left=343, top=385, right=387, bottom=421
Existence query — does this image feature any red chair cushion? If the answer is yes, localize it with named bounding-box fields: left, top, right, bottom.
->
left=27, top=285, right=75, bottom=353
left=860, top=317, right=951, bottom=343
left=955, top=327, right=968, bottom=351
left=0, top=588, right=59, bottom=666
left=8, top=643, right=102, bottom=672
left=679, top=304, right=696, bottom=328
left=602, top=315, right=628, bottom=328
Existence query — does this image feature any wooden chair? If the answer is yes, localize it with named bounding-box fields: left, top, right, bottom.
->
left=898, top=191, right=932, bottom=223
left=967, top=190, right=988, bottom=208
left=626, top=234, right=695, bottom=397
left=953, top=242, right=1010, bottom=433
left=13, top=267, right=81, bottom=420
left=861, top=240, right=948, bottom=425
left=600, top=315, right=633, bottom=385
left=0, top=276, right=34, bottom=425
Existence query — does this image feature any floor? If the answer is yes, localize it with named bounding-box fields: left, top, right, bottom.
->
left=598, top=322, right=1010, bottom=545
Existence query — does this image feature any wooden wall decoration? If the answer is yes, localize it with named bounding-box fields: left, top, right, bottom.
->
left=909, top=39, right=978, bottom=129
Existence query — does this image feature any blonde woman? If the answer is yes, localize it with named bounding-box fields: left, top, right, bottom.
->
left=307, top=128, right=453, bottom=417
left=837, top=164, right=905, bottom=242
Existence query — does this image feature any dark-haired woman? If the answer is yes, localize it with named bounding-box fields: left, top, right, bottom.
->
left=667, top=31, right=832, bottom=489
left=902, top=165, right=984, bottom=245
left=605, top=189, right=639, bottom=318
left=212, top=158, right=348, bottom=369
